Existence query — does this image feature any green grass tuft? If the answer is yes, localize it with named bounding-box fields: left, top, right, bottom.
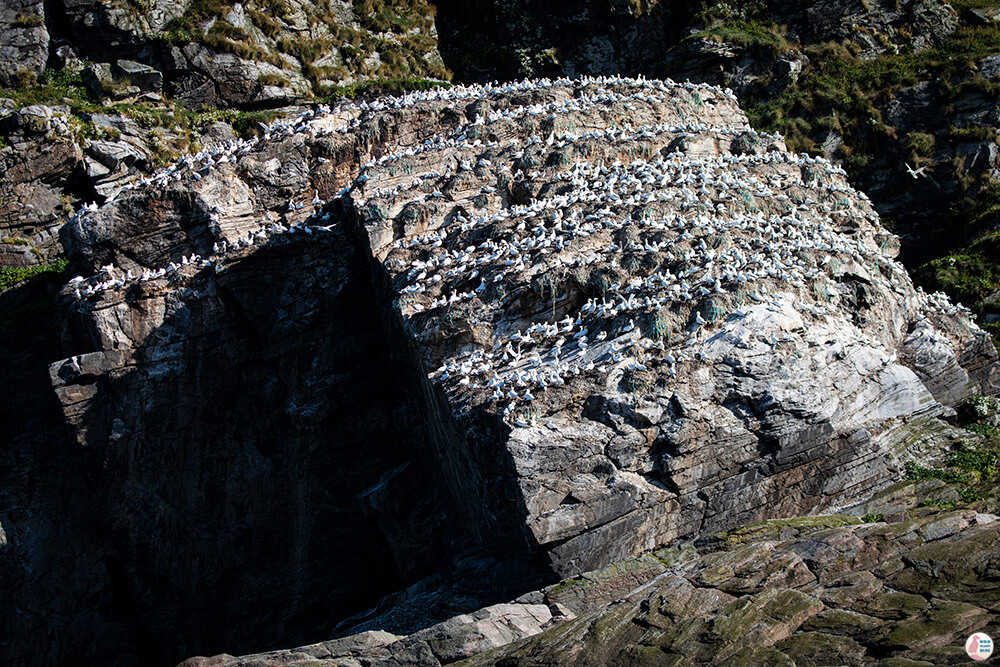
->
left=0, top=259, right=69, bottom=292
left=318, top=76, right=449, bottom=100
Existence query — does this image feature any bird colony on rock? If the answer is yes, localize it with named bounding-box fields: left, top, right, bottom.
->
left=60, top=75, right=997, bottom=578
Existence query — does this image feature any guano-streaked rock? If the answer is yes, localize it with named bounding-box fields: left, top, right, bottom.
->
left=46, top=76, right=999, bottom=663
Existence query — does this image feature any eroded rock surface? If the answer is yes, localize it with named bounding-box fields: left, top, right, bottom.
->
left=346, top=76, right=998, bottom=576
left=184, top=482, right=1000, bottom=666
left=0, top=0, right=48, bottom=87
left=464, top=506, right=1000, bottom=666
left=39, top=76, right=1000, bottom=664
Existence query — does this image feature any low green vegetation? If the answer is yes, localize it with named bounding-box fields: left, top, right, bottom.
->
left=3, top=68, right=99, bottom=110
left=318, top=76, right=449, bottom=100
left=685, top=2, right=1000, bottom=160
left=904, top=394, right=1000, bottom=503
left=915, top=252, right=1000, bottom=305
left=708, top=514, right=862, bottom=548
left=904, top=446, right=997, bottom=503
left=14, top=12, right=44, bottom=28
left=161, top=0, right=242, bottom=39
left=353, top=0, right=436, bottom=34
left=966, top=422, right=1000, bottom=438
left=692, top=19, right=789, bottom=57
left=915, top=184, right=1000, bottom=316
left=0, top=259, right=68, bottom=292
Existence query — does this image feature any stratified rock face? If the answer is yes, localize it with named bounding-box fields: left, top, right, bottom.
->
left=347, top=77, right=998, bottom=576
left=0, top=0, right=48, bottom=87
left=48, top=77, right=997, bottom=662
left=50, top=200, right=456, bottom=663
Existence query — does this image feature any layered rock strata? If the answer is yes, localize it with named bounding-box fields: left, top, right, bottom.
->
left=46, top=76, right=998, bottom=662
left=181, top=487, right=1000, bottom=666
left=345, top=76, right=998, bottom=575
left=47, top=203, right=458, bottom=664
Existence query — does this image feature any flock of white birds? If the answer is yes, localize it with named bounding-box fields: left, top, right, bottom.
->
left=65, top=75, right=974, bottom=425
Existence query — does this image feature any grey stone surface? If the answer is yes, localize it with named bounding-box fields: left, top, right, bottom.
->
left=0, top=0, right=49, bottom=87
left=114, top=59, right=164, bottom=93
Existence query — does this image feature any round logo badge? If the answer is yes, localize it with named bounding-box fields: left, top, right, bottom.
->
left=966, top=633, right=994, bottom=661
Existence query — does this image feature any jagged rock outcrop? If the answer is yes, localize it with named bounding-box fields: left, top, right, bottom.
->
left=182, top=480, right=1000, bottom=666
left=0, top=104, right=87, bottom=267
left=17, top=0, right=447, bottom=109
left=36, top=76, right=997, bottom=665
left=798, top=0, right=958, bottom=56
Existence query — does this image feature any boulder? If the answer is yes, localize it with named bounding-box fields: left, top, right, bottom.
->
left=113, top=59, right=164, bottom=93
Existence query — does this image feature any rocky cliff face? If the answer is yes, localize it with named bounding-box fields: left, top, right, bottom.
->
left=34, top=76, right=997, bottom=665
left=181, top=480, right=1000, bottom=666
left=5, top=0, right=447, bottom=104
left=0, top=0, right=450, bottom=271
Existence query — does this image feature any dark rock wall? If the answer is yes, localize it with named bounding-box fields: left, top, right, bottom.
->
left=45, top=203, right=456, bottom=665
left=0, top=275, right=133, bottom=666
left=436, top=0, right=685, bottom=82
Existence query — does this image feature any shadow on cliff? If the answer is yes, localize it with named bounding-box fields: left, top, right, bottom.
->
left=0, top=268, right=131, bottom=667
left=432, top=0, right=696, bottom=83
left=49, top=198, right=549, bottom=665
